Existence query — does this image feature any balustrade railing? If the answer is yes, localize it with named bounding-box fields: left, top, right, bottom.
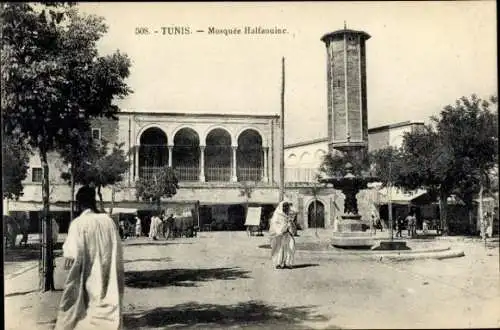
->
left=139, top=166, right=265, bottom=182
left=205, top=166, right=231, bottom=182
left=139, top=166, right=163, bottom=181
left=238, top=167, right=262, bottom=182
left=285, top=168, right=319, bottom=183
left=174, top=167, right=199, bottom=181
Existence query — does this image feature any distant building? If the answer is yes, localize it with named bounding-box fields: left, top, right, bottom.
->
left=284, top=120, right=425, bottom=182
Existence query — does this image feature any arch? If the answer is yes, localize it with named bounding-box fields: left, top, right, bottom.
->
left=203, top=126, right=234, bottom=146
left=136, top=124, right=168, bottom=146
left=237, top=129, right=263, bottom=182
left=173, top=127, right=200, bottom=181
left=307, top=199, right=325, bottom=228
left=138, top=127, right=169, bottom=179
left=315, top=149, right=327, bottom=162
left=300, top=151, right=312, bottom=165
left=286, top=153, right=298, bottom=166
left=172, top=125, right=201, bottom=145
left=236, top=126, right=267, bottom=147
left=205, top=128, right=233, bottom=181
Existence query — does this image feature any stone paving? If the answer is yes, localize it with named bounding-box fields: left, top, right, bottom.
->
left=4, top=230, right=500, bottom=329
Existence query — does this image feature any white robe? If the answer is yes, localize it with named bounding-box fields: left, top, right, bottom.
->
left=269, top=202, right=296, bottom=268
left=149, top=216, right=162, bottom=239
left=55, top=209, right=124, bottom=330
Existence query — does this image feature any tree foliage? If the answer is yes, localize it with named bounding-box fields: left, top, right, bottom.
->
left=368, top=146, right=404, bottom=187
left=60, top=139, right=130, bottom=210
left=319, top=150, right=371, bottom=178
left=2, top=135, right=30, bottom=200
left=1, top=2, right=131, bottom=291
left=135, top=166, right=179, bottom=209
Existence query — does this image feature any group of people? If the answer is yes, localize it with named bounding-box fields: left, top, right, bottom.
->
left=117, top=212, right=175, bottom=240
left=148, top=211, right=175, bottom=240
left=54, top=188, right=298, bottom=330
left=394, top=212, right=418, bottom=238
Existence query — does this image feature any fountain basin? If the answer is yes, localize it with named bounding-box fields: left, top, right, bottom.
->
left=332, top=231, right=375, bottom=249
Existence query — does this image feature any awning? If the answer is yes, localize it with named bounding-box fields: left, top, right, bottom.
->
left=377, top=188, right=430, bottom=205
left=104, top=207, right=138, bottom=215
left=3, top=200, right=71, bottom=213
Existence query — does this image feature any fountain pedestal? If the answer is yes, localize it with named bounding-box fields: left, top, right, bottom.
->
left=320, top=164, right=377, bottom=249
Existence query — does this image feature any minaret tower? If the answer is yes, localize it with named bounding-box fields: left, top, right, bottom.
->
left=321, top=24, right=370, bottom=157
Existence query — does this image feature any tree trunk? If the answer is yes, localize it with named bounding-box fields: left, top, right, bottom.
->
left=40, top=148, right=54, bottom=291
left=97, top=185, right=104, bottom=212
left=479, top=183, right=484, bottom=238
left=70, top=163, right=75, bottom=222
left=468, top=209, right=474, bottom=235
left=438, top=190, right=449, bottom=236
left=110, top=185, right=115, bottom=216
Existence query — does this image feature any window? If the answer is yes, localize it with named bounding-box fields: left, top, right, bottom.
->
left=92, top=128, right=101, bottom=141
left=32, top=168, right=43, bottom=182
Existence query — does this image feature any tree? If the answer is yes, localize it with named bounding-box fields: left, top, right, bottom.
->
left=433, top=94, right=498, bottom=234
left=239, top=181, right=255, bottom=233
left=2, top=135, right=30, bottom=201
left=1, top=3, right=131, bottom=291
left=61, top=139, right=130, bottom=212
left=135, top=166, right=179, bottom=210
left=319, top=150, right=371, bottom=178
left=368, top=147, right=405, bottom=188
left=397, top=94, right=498, bottom=235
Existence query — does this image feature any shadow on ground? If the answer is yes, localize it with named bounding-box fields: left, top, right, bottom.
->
left=4, top=244, right=63, bottom=262
left=124, top=242, right=193, bottom=247
left=124, top=257, right=172, bottom=264
left=4, top=289, right=39, bottom=297
left=289, top=263, right=320, bottom=269
left=125, top=267, right=251, bottom=288
left=124, top=301, right=333, bottom=329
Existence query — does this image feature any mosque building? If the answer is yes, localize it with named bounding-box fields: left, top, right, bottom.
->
left=5, top=26, right=426, bottom=233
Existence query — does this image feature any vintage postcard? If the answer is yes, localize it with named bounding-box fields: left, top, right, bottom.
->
left=3, top=2, right=498, bottom=329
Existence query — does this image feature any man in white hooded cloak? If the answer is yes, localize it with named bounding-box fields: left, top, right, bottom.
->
left=55, top=185, right=124, bottom=330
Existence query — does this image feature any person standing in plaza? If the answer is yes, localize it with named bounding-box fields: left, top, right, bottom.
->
left=149, top=212, right=161, bottom=240
left=405, top=213, right=413, bottom=237
left=55, top=185, right=124, bottom=330
left=396, top=215, right=404, bottom=238
left=164, top=214, right=174, bottom=239
left=269, top=201, right=296, bottom=269
left=135, top=215, right=142, bottom=238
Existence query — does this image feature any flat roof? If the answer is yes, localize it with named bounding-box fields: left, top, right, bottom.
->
left=118, top=110, right=279, bottom=119
left=284, top=121, right=425, bottom=149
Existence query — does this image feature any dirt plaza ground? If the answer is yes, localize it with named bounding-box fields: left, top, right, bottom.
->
left=4, top=230, right=500, bottom=329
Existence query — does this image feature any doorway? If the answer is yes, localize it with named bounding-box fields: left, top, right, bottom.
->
left=308, top=200, right=325, bottom=228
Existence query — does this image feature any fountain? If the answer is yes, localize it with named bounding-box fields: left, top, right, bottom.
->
left=319, top=162, right=380, bottom=248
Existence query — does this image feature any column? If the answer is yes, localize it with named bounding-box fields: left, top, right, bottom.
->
left=231, top=145, right=238, bottom=182
left=199, top=145, right=205, bottom=182
left=262, top=147, right=269, bottom=183
left=134, top=145, right=139, bottom=181
left=168, top=145, right=173, bottom=167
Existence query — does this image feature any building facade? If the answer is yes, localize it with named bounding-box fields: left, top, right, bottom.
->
left=12, top=111, right=292, bottom=231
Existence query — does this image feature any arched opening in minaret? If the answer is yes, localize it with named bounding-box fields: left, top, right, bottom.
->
left=173, top=128, right=200, bottom=181
left=205, top=128, right=232, bottom=181
left=237, top=129, right=263, bottom=182
left=139, top=127, right=168, bottom=180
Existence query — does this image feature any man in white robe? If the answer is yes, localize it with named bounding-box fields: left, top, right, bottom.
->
left=268, top=201, right=296, bottom=269
left=55, top=185, right=124, bottom=330
left=149, top=214, right=161, bottom=240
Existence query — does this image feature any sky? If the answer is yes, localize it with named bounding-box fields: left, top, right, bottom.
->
left=79, top=1, right=497, bottom=145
